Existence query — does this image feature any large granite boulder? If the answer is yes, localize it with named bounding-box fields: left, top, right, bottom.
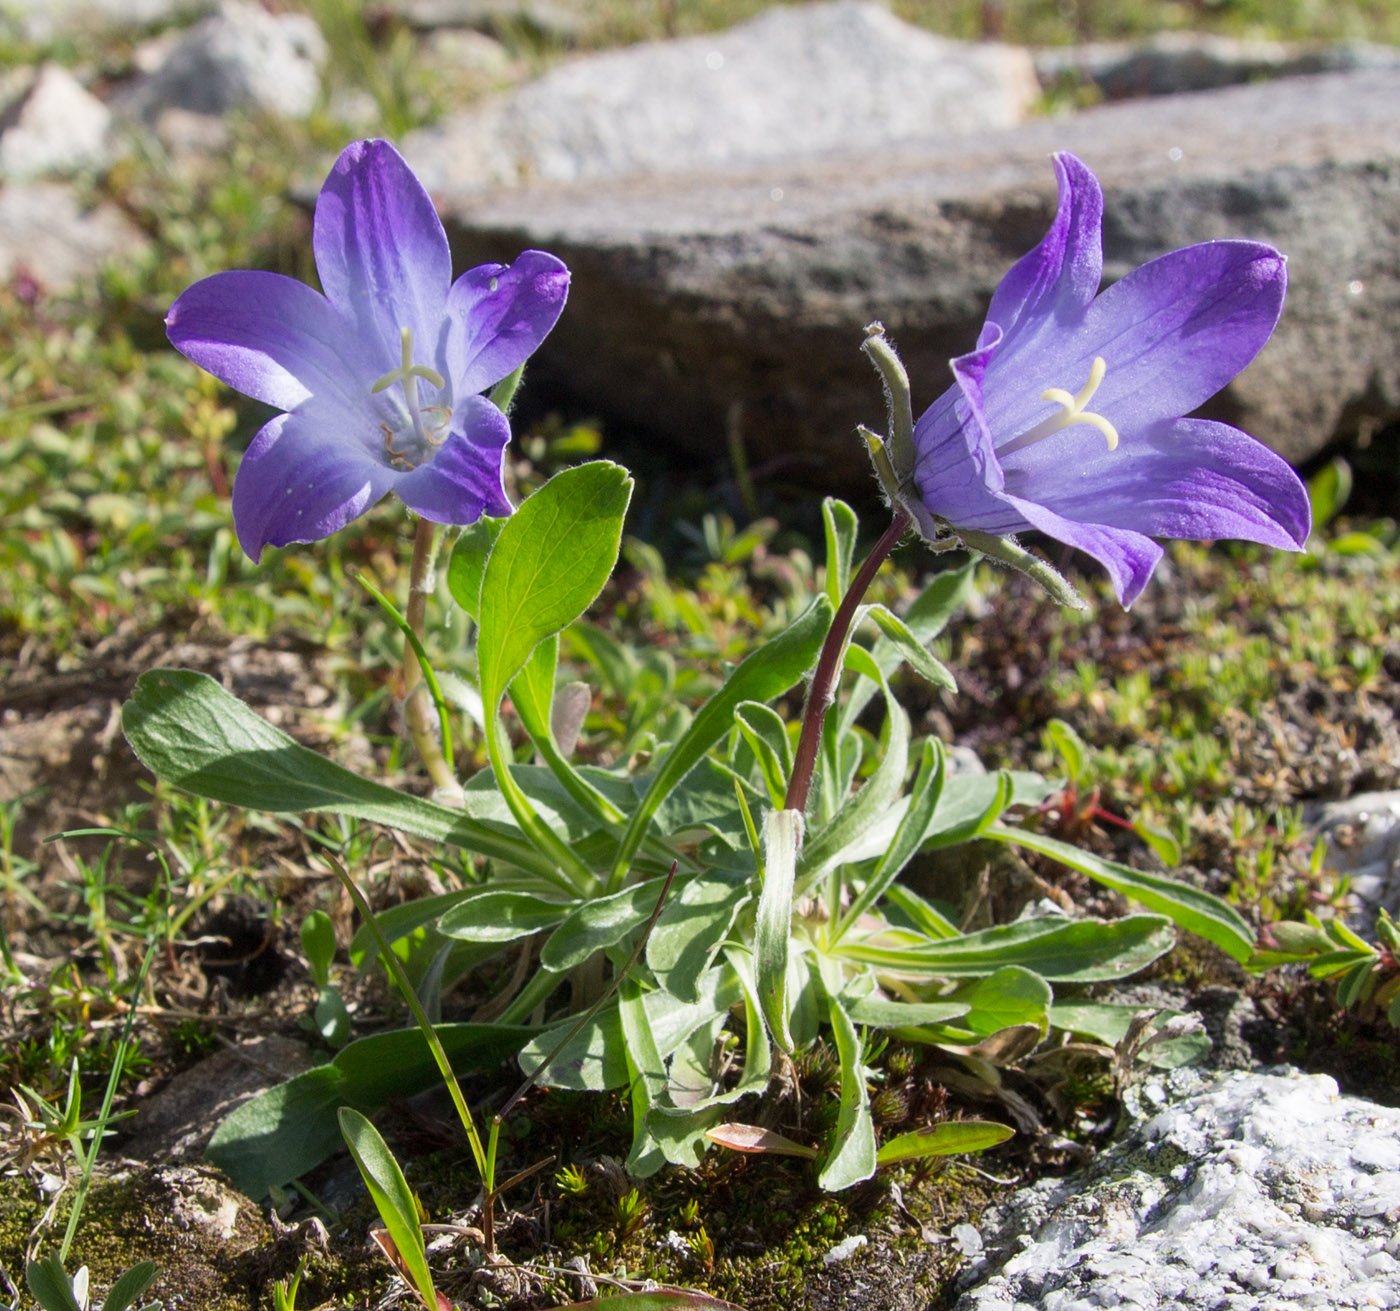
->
left=412, top=64, right=1400, bottom=484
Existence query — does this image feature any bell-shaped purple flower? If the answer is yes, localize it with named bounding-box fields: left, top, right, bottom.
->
left=906, top=151, right=1309, bottom=607
left=166, top=139, right=569, bottom=561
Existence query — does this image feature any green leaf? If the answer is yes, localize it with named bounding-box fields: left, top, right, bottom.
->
left=207, top=1023, right=533, bottom=1196
left=734, top=701, right=793, bottom=808
left=609, top=597, right=832, bottom=886
left=619, top=978, right=670, bottom=1176
left=476, top=462, right=632, bottom=717
left=121, top=670, right=551, bottom=876
left=755, top=809, right=802, bottom=1052
left=843, top=997, right=969, bottom=1028
left=984, top=826, right=1254, bottom=963
left=818, top=993, right=876, bottom=1190
left=338, top=1108, right=437, bottom=1311
left=541, top=874, right=672, bottom=972
left=300, top=910, right=336, bottom=989
left=798, top=651, right=909, bottom=880
left=837, top=914, right=1176, bottom=982
left=445, top=514, right=508, bottom=620
left=102, top=1262, right=160, bottom=1311
left=646, top=869, right=751, bottom=1004
left=1049, top=1001, right=1214, bottom=1069
left=864, top=604, right=957, bottom=690
left=518, top=967, right=741, bottom=1091
left=435, top=889, right=573, bottom=944
left=563, top=1293, right=743, bottom=1310
left=1043, top=718, right=1085, bottom=785
left=837, top=738, right=945, bottom=936
left=961, top=966, right=1052, bottom=1037
left=313, top=986, right=352, bottom=1048
left=836, top=560, right=975, bottom=736
left=875, top=1120, right=1013, bottom=1166
left=26, top=1256, right=83, bottom=1311
left=822, top=497, right=859, bottom=608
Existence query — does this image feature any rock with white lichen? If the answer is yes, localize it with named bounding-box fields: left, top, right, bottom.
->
left=953, top=1068, right=1400, bottom=1311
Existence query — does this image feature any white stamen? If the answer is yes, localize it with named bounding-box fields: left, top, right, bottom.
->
left=997, top=356, right=1120, bottom=457
left=370, top=327, right=448, bottom=467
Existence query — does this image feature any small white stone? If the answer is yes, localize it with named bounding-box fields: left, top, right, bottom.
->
left=822, top=1234, right=867, bottom=1265
left=953, top=1223, right=984, bottom=1256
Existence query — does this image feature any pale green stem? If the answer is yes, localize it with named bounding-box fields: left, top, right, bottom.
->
left=402, top=518, right=464, bottom=801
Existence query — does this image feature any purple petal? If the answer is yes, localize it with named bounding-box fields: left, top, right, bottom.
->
left=444, top=251, right=571, bottom=396
left=393, top=395, right=512, bottom=524
left=166, top=270, right=364, bottom=412
left=1027, top=241, right=1286, bottom=435
left=912, top=332, right=1022, bottom=534
left=1026, top=417, right=1311, bottom=549
left=1006, top=495, right=1165, bottom=607
left=232, top=411, right=394, bottom=561
left=312, top=139, right=451, bottom=369
left=984, top=152, right=1103, bottom=349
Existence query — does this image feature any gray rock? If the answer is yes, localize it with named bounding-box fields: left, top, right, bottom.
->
left=1035, top=32, right=1400, bottom=100
left=956, top=1068, right=1400, bottom=1311
left=407, top=2, right=1039, bottom=190
left=113, top=0, right=327, bottom=123
left=421, top=66, right=1400, bottom=485
left=377, top=0, right=584, bottom=41
left=0, top=181, right=150, bottom=292
left=0, top=63, right=112, bottom=180
left=0, top=0, right=216, bottom=42
left=124, top=1034, right=312, bottom=1164
left=1306, top=791, right=1400, bottom=934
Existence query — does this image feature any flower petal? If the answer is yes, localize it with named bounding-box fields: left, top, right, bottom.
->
left=1025, top=417, right=1311, bottom=549
left=165, top=270, right=363, bottom=412
left=444, top=251, right=571, bottom=396
left=232, top=410, right=394, bottom=561
left=312, top=139, right=451, bottom=368
left=1021, top=240, right=1286, bottom=435
left=393, top=395, right=512, bottom=524
left=1006, top=494, right=1164, bottom=608
left=912, top=335, right=1010, bottom=524
left=983, top=152, right=1103, bottom=349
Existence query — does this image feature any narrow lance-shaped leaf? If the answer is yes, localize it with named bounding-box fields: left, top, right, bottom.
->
left=797, top=645, right=909, bottom=881
left=755, top=809, right=803, bottom=1053
left=338, top=1107, right=439, bottom=1311
left=876, top=1121, right=1013, bottom=1167
left=818, top=992, right=876, bottom=1190
left=121, top=669, right=554, bottom=877
left=983, top=825, right=1254, bottom=962
left=836, top=914, right=1176, bottom=982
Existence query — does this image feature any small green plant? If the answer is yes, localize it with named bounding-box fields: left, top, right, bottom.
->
left=25, top=1256, right=160, bottom=1311
left=300, top=909, right=351, bottom=1048
left=271, top=1257, right=308, bottom=1311
left=554, top=1163, right=588, bottom=1196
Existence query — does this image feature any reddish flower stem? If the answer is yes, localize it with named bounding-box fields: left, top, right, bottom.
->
left=784, top=507, right=911, bottom=815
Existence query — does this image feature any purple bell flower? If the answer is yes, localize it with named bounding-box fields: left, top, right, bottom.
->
left=906, top=152, right=1310, bottom=607
left=166, top=139, right=569, bottom=561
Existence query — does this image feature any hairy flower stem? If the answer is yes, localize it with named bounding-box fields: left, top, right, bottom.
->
left=785, top=506, right=911, bottom=816
left=402, top=518, right=464, bottom=801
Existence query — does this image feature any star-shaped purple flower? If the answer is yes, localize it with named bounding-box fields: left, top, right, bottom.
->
left=166, top=139, right=569, bottom=561
left=905, top=151, right=1309, bottom=607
